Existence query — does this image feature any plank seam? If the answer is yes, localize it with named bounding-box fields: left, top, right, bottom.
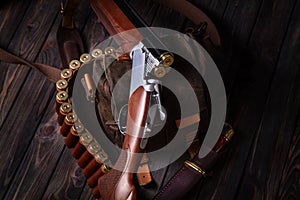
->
left=233, top=0, right=299, bottom=198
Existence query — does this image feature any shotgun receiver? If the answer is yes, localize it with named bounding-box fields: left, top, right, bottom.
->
left=110, top=42, right=173, bottom=200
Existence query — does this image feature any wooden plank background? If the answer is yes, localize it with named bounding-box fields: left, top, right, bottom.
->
left=0, top=0, right=299, bottom=199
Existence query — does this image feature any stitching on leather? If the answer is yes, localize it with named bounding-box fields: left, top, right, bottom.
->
left=154, top=167, right=187, bottom=199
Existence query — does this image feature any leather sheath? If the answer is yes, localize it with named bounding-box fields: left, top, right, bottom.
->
left=153, top=150, right=226, bottom=200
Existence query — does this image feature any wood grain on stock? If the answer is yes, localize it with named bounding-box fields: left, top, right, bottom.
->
left=99, top=86, right=150, bottom=200
left=115, top=86, right=150, bottom=199
left=121, top=86, right=150, bottom=167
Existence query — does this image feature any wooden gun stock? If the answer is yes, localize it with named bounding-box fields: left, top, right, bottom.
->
left=112, top=86, right=150, bottom=200
left=115, top=86, right=150, bottom=199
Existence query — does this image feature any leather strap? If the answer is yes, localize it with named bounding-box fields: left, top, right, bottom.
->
left=90, top=0, right=143, bottom=52
left=90, top=0, right=220, bottom=52
left=137, top=154, right=152, bottom=186
left=176, top=113, right=200, bottom=129
left=153, top=148, right=225, bottom=200
left=0, top=0, right=220, bottom=85
left=0, top=0, right=85, bottom=83
left=61, top=0, right=81, bottom=28
left=176, top=113, right=200, bottom=158
left=154, top=0, right=221, bottom=47
left=57, top=24, right=85, bottom=69
left=0, top=48, right=60, bottom=83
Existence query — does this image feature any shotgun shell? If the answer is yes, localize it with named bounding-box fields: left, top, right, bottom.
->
left=82, top=73, right=95, bottom=102
left=94, top=150, right=109, bottom=165
left=78, top=150, right=93, bottom=168
left=55, top=91, right=68, bottom=113
left=65, top=122, right=84, bottom=148
left=87, top=141, right=101, bottom=156
left=101, top=163, right=111, bottom=173
left=77, top=132, right=94, bottom=168
left=213, top=123, right=235, bottom=152
left=154, top=66, right=167, bottom=78
left=106, top=160, right=113, bottom=169
left=82, top=158, right=102, bottom=178
left=56, top=79, right=68, bottom=91
left=60, top=68, right=73, bottom=80
left=60, top=112, right=77, bottom=136
left=87, top=165, right=105, bottom=187
left=79, top=132, right=93, bottom=146
left=57, top=102, right=72, bottom=126
left=160, top=52, right=174, bottom=66
left=118, top=52, right=131, bottom=61
left=104, top=46, right=115, bottom=55
left=84, top=73, right=93, bottom=93
left=80, top=53, right=91, bottom=63
left=69, top=59, right=81, bottom=71
left=91, top=187, right=100, bottom=199
left=223, top=123, right=234, bottom=142
left=72, top=142, right=86, bottom=159
left=72, top=122, right=85, bottom=134
left=91, top=49, right=103, bottom=58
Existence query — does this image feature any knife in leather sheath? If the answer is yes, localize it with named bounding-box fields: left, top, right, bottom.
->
left=153, top=123, right=234, bottom=200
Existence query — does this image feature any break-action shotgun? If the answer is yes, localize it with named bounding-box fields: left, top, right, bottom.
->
left=99, top=40, right=174, bottom=199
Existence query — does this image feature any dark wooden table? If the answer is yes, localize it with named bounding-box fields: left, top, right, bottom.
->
left=0, top=0, right=299, bottom=199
